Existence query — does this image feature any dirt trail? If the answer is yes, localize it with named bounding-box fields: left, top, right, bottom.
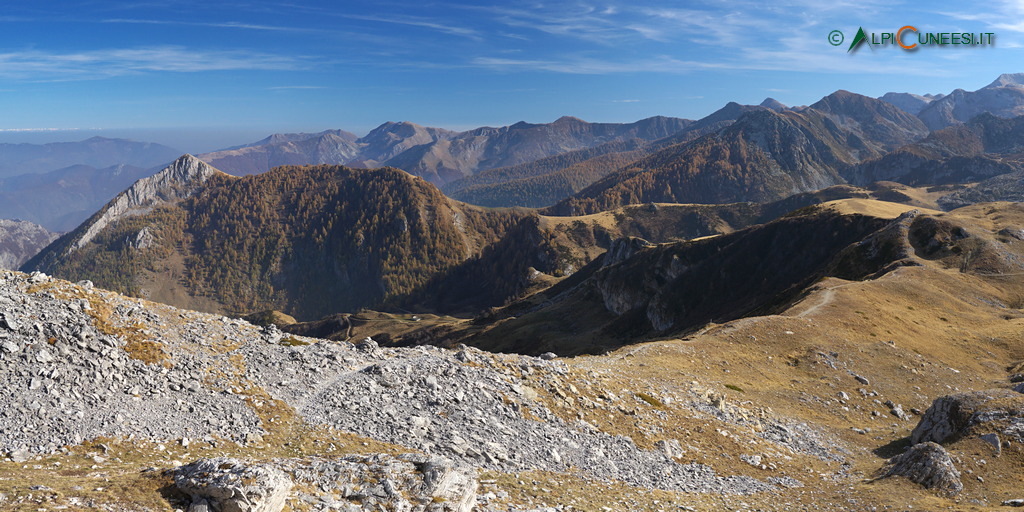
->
left=787, top=281, right=856, bottom=318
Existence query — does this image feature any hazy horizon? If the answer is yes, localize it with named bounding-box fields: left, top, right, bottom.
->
left=0, top=70, right=1006, bottom=155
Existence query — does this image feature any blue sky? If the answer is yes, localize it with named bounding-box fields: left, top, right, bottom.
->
left=0, top=0, right=1021, bottom=152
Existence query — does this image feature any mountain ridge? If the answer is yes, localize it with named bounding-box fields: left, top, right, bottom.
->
left=197, top=116, right=692, bottom=185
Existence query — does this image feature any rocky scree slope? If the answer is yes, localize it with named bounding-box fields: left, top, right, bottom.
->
left=0, top=269, right=850, bottom=510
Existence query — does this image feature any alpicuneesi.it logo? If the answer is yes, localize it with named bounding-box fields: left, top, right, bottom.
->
left=828, top=26, right=995, bottom=52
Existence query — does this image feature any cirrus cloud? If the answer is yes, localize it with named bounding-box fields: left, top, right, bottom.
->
left=0, top=45, right=305, bottom=81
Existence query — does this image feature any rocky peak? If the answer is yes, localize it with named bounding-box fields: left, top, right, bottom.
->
left=811, top=90, right=928, bottom=149
left=984, top=72, right=1024, bottom=89
left=70, top=154, right=223, bottom=251
left=553, top=115, right=585, bottom=124
left=358, top=122, right=456, bottom=163
left=694, top=101, right=765, bottom=127
left=366, top=121, right=423, bottom=139
left=813, top=90, right=884, bottom=114
left=759, top=97, right=787, bottom=111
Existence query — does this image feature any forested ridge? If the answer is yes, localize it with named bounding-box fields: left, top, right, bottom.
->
left=33, top=165, right=532, bottom=319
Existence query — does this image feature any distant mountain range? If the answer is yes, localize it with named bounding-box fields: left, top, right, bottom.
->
left=550, top=90, right=928, bottom=214
left=0, top=137, right=183, bottom=232
left=197, top=116, right=692, bottom=185
left=911, top=73, right=1024, bottom=130
left=441, top=101, right=767, bottom=208
left=0, top=136, right=180, bottom=178
left=0, top=162, right=160, bottom=231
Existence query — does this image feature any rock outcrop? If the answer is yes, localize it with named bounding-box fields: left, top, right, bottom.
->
left=911, top=389, right=1024, bottom=444
left=174, top=458, right=292, bottom=512
left=173, top=454, right=478, bottom=512
left=601, top=236, right=654, bottom=268
left=874, top=442, right=963, bottom=495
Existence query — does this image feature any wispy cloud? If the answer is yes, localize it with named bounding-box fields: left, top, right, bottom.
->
left=268, top=85, right=326, bottom=90
left=0, top=127, right=80, bottom=132
left=470, top=45, right=943, bottom=77
left=612, top=99, right=640, bottom=102
left=0, top=46, right=304, bottom=81
left=103, top=17, right=314, bottom=32
left=470, top=55, right=727, bottom=74
left=333, top=13, right=480, bottom=40
left=100, top=16, right=399, bottom=46
left=461, top=1, right=954, bottom=78
left=459, top=4, right=636, bottom=44
left=941, top=0, right=1024, bottom=35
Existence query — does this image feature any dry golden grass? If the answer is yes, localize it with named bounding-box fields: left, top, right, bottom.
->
left=822, top=198, right=941, bottom=219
